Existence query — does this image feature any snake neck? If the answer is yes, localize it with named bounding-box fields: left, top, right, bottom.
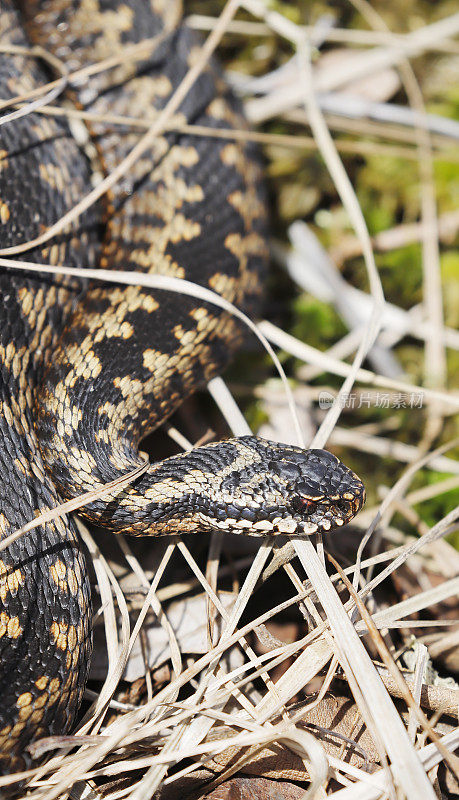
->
left=34, top=286, right=245, bottom=526
left=28, top=0, right=268, bottom=530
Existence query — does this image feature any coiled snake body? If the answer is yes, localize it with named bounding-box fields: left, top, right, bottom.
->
left=0, top=0, right=365, bottom=773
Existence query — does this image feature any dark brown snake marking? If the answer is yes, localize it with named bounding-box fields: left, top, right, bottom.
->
left=0, top=0, right=365, bottom=776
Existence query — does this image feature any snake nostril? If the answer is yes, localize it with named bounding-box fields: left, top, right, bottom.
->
left=336, top=489, right=364, bottom=519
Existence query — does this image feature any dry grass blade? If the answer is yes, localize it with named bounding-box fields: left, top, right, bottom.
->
left=208, top=377, right=252, bottom=436
left=328, top=552, right=459, bottom=775
left=407, top=643, right=428, bottom=741
left=0, top=43, right=68, bottom=125
left=294, top=540, right=437, bottom=797
left=258, top=320, right=459, bottom=409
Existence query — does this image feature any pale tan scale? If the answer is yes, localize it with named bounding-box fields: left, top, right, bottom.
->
left=50, top=621, right=69, bottom=651
left=15, top=693, right=33, bottom=710
left=0, top=514, right=10, bottom=537
left=48, top=678, right=60, bottom=695
left=0, top=613, right=23, bottom=640
left=113, top=375, right=144, bottom=399
left=67, top=569, right=79, bottom=597
left=11, top=347, right=29, bottom=381
left=39, top=162, right=65, bottom=193
left=0, top=201, right=10, bottom=224
left=0, top=403, right=14, bottom=428
left=65, top=448, right=98, bottom=476
left=17, top=287, right=34, bottom=318
left=13, top=457, right=29, bottom=477
left=32, top=694, right=48, bottom=710
left=0, top=563, right=25, bottom=602
left=10, top=723, right=26, bottom=739
left=67, top=626, right=78, bottom=652
left=50, top=560, right=69, bottom=594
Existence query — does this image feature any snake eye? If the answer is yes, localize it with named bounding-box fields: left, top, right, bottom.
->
left=291, top=495, right=318, bottom=515
left=299, top=498, right=314, bottom=508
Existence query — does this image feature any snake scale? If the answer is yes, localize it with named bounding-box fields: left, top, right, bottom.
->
left=0, top=0, right=365, bottom=776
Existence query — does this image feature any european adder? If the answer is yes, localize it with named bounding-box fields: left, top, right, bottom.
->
left=0, top=0, right=365, bottom=773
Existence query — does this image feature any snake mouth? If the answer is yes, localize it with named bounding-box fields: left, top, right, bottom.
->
left=211, top=485, right=366, bottom=537
left=246, top=480, right=366, bottom=537
left=289, top=486, right=366, bottom=534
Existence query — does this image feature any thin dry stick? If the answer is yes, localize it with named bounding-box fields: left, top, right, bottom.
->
left=407, top=644, right=428, bottom=742
left=187, top=13, right=459, bottom=54
left=14, top=99, right=459, bottom=161
left=331, top=210, right=459, bottom=265
left=287, top=106, right=459, bottom=149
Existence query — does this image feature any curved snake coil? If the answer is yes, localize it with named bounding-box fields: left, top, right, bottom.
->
left=0, top=0, right=365, bottom=775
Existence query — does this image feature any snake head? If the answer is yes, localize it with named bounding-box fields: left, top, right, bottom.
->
left=267, top=446, right=365, bottom=534
left=200, top=436, right=365, bottom=536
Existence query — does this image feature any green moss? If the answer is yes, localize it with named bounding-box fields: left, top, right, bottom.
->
left=412, top=471, right=459, bottom=530
left=377, top=245, right=423, bottom=307
left=290, top=295, right=347, bottom=351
